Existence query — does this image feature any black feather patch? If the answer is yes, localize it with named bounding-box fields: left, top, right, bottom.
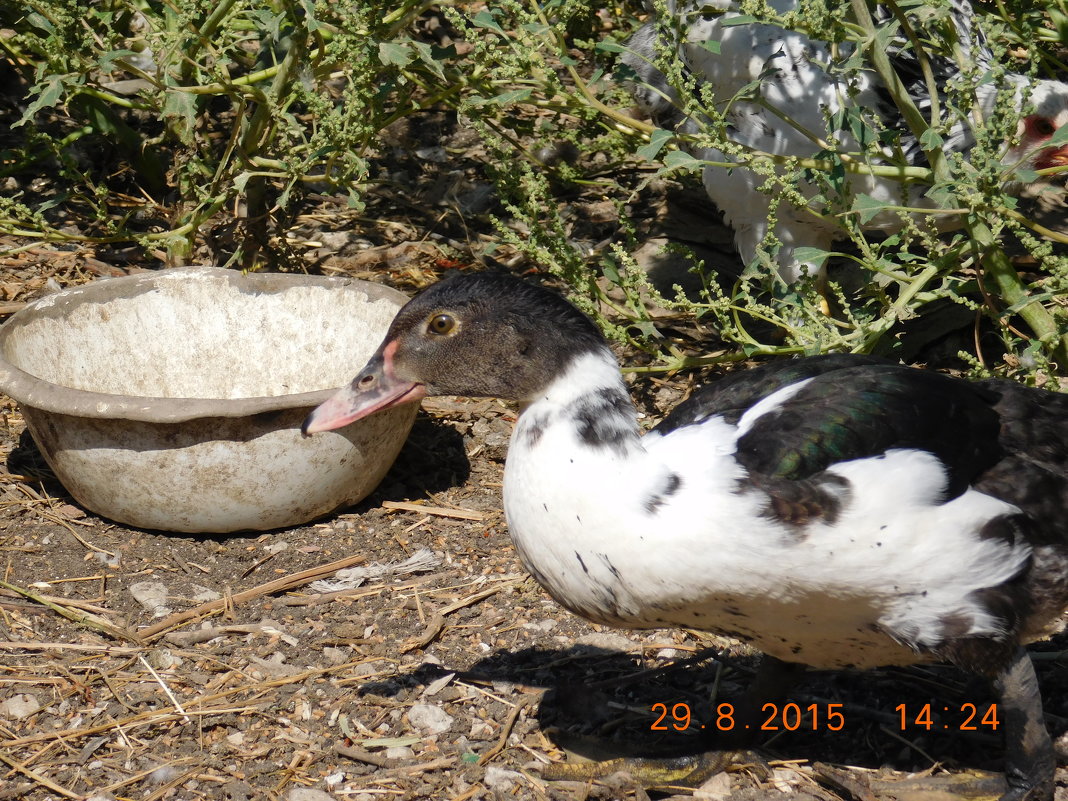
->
left=656, top=354, right=886, bottom=434
left=741, top=471, right=850, bottom=527
left=731, top=365, right=1002, bottom=498
left=571, top=386, right=636, bottom=452
left=521, top=411, right=551, bottom=449
left=645, top=472, right=683, bottom=515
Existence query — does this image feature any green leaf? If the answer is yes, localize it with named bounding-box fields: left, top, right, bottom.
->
left=596, top=40, right=627, bottom=53
left=469, top=88, right=533, bottom=106
left=852, top=193, right=886, bottom=224
left=636, top=129, right=673, bottom=161
left=1012, top=168, right=1039, bottom=184
left=721, top=15, right=759, bottom=26
left=602, top=260, right=621, bottom=283
left=299, top=0, right=322, bottom=32
left=919, top=128, right=944, bottom=151
left=1047, top=123, right=1068, bottom=146
left=25, top=11, right=54, bottom=33
left=662, top=150, right=701, bottom=170
left=791, top=247, right=832, bottom=265
left=630, top=319, right=662, bottom=339
left=15, top=74, right=68, bottom=127
left=98, top=49, right=140, bottom=72
left=1052, top=8, right=1068, bottom=41
left=162, top=89, right=199, bottom=145
left=378, top=42, right=412, bottom=68
left=470, top=9, right=505, bottom=35
left=699, top=39, right=721, bottom=55
left=924, top=183, right=957, bottom=209
left=411, top=41, right=445, bottom=80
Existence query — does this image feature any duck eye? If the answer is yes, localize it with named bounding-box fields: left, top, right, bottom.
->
left=428, top=313, right=455, bottom=335
left=1027, top=115, right=1056, bottom=138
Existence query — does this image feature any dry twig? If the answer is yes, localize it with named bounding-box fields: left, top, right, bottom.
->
left=478, top=692, right=542, bottom=766
left=0, top=578, right=139, bottom=643
left=138, top=553, right=367, bottom=640
left=381, top=500, right=486, bottom=520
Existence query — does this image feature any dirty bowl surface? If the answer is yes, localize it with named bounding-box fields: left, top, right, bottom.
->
left=0, top=267, right=417, bottom=532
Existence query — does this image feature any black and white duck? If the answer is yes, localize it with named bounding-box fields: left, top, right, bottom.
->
left=304, top=271, right=1068, bottom=800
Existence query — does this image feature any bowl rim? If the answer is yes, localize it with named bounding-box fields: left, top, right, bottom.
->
left=0, top=266, right=409, bottom=423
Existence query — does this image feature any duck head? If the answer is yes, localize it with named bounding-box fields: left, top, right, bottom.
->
left=302, top=272, right=607, bottom=434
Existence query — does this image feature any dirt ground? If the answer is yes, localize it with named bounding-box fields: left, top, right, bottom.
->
left=3, top=30, right=1068, bottom=801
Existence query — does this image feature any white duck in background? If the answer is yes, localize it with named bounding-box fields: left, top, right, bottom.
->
left=621, top=0, right=1068, bottom=281
left=305, top=272, right=1068, bottom=800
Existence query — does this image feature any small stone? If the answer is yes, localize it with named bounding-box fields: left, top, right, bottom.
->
left=770, top=767, right=804, bottom=792
left=384, top=746, right=414, bottom=760
left=190, top=585, right=221, bottom=603
left=248, top=653, right=303, bottom=679
left=287, top=790, right=336, bottom=801
left=322, top=647, right=350, bottom=666
left=524, top=619, right=557, bottom=633
left=422, top=672, right=455, bottom=697
left=415, top=146, right=448, bottom=163
left=315, top=232, right=357, bottom=250
left=407, top=703, right=453, bottom=734
left=56, top=504, right=86, bottom=519
left=144, top=649, right=181, bottom=670
left=352, top=660, right=382, bottom=678
left=575, top=632, right=638, bottom=652
left=219, top=781, right=253, bottom=801
left=469, top=719, right=494, bottom=740
left=0, top=694, right=41, bottom=719
left=693, top=771, right=732, bottom=800
left=129, top=581, right=171, bottom=617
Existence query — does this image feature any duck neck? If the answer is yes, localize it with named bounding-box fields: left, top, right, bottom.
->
left=514, top=348, right=640, bottom=455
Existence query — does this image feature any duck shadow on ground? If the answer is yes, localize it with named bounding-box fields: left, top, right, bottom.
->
left=351, top=413, right=471, bottom=507
left=372, top=639, right=1068, bottom=781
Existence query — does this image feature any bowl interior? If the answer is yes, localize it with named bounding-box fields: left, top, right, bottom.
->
left=1, top=272, right=400, bottom=400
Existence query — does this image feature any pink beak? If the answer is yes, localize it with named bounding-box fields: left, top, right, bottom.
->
left=302, top=343, right=426, bottom=435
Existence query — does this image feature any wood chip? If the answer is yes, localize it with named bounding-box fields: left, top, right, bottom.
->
left=381, top=500, right=486, bottom=520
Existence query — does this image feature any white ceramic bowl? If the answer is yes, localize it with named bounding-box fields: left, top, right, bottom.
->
left=0, top=267, right=417, bottom=532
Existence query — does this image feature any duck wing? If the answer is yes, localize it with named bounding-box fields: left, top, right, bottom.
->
left=658, top=355, right=1003, bottom=500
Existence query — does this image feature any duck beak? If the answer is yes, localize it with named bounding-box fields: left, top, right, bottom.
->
left=1040, top=144, right=1068, bottom=170
left=302, top=343, right=426, bottom=435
